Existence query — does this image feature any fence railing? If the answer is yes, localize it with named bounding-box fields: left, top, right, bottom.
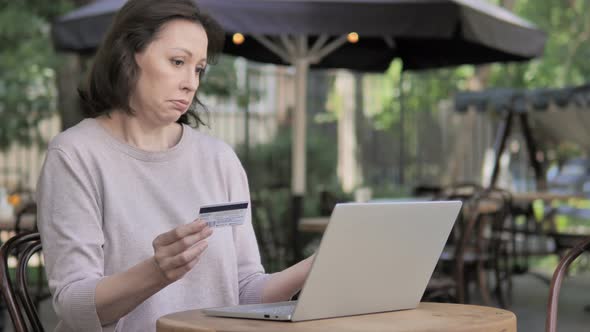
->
left=0, top=114, right=61, bottom=191
left=0, top=111, right=279, bottom=192
left=200, top=110, right=278, bottom=149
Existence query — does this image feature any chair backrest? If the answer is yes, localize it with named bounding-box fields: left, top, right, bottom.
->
left=14, top=202, right=38, bottom=233
left=17, top=238, right=44, bottom=332
left=546, top=236, right=590, bottom=332
left=0, top=232, right=44, bottom=332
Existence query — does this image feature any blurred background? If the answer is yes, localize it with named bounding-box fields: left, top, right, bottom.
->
left=2, top=0, right=590, bottom=330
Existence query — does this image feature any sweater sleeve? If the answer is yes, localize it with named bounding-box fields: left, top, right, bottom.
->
left=225, top=150, right=272, bottom=304
left=37, top=147, right=110, bottom=331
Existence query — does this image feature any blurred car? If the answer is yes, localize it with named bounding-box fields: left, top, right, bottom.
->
left=548, top=158, right=590, bottom=195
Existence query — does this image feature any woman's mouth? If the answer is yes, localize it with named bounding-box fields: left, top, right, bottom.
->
left=170, top=100, right=190, bottom=111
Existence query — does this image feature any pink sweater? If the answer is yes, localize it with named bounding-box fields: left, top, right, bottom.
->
left=37, top=119, right=270, bottom=332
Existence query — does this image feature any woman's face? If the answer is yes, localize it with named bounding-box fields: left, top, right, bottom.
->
left=130, top=19, right=208, bottom=126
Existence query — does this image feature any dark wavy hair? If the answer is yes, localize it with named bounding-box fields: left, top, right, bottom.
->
left=78, top=0, right=225, bottom=127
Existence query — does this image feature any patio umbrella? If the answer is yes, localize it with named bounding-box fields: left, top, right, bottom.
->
left=53, top=0, right=546, bottom=259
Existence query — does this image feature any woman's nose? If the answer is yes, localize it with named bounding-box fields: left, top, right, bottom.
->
left=181, top=71, right=199, bottom=92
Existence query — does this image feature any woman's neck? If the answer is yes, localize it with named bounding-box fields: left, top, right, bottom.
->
left=97, top=111, right=182, bottom=152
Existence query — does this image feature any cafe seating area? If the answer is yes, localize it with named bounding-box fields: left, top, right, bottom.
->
left=2, top=176, right=590, bottom=331
left=0, top=187, right=51, bottom=332
left=297, top=184, right=590, bottom=330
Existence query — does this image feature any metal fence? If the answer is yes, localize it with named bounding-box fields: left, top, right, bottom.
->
left=357, top=101, right=499, bottom=192
left=0, top=114, right=61, bottom=191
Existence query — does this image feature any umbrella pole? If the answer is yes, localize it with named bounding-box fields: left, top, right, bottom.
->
left=291, top=38, right=309, bottom=263
left=244, top=63, right=251, bottom=171
left=399, top=67, right=405, bottom=186
left=251, top=34, right=348, bottom=263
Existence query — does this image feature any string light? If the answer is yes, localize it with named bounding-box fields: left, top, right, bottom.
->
left=347, top=32, right=359, bottom=43
left=232, top=33, right=245, bottom=45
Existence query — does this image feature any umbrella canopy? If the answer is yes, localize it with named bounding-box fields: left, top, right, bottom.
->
left=54, top=0, right=546, bottom=71
left=454, top=84, right=590, bottom=188
left=52, top=1, right=546, bottom=259
left=455, top=84, right=590, bottom=151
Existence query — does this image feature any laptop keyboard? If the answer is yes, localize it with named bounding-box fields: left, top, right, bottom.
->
left=222, top=302, right=296, bottom=316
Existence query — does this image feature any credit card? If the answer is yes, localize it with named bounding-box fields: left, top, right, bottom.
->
left=198, top=201, right=249, bottom=228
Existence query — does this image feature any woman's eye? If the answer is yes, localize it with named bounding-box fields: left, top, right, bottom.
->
left=195, top=67, right=204, bottom=75
left=172, top=59, right=184, bottom=66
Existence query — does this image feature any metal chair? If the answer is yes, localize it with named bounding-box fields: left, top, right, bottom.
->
left=545, top=236, right=590, bottom=332
left=0, top=232, right=46, bottom=332
left=426, top=187, right=514, bottom=307
left=424, top=184, right=485, bottom=304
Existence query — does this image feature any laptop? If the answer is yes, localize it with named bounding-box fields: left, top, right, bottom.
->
left=203, top=200, right=462, bottom=322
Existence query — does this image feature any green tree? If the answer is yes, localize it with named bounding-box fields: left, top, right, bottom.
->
left=200, top=56, right=237, bottom=99
left=0, top=0, right=73, bottom=150
left=356, top=0, right=590, bottom=188
left=489, top=0, right=590, bottom=88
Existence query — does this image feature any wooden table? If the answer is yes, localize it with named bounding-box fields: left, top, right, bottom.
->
left=299, top=200, right=501, bottom=234
left=475, top=199, right=502, bottom=214
left=299, top=217, right=330, bottom=233
left=0, top=214, right=35, bottom=231
left=157, top=302, right=516, bottom=332
left=512, top=192, right=585, bottom=206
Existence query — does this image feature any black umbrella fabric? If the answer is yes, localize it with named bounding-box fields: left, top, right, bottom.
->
left=53, top=0, right=546, bottom=71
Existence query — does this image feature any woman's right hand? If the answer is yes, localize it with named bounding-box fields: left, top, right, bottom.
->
left=152, top=219, right=213, bottom=284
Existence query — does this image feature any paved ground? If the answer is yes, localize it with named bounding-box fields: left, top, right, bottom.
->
left=509, top=272, right=590, bottom=331
left=2, top=272, right=590, bottom=331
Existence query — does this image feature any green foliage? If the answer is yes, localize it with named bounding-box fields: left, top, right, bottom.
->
left=237, top=126, right=344, bottom=271
left=367, top=0, right=590, bottom=133
left=356, top=0, right=590, bottom=191
left=200, top=56, right=263, bottom=111
left=371, top=60, right=474, bottom=131
left=0, top=0, right=73, bottom=150
left=200, top=56, right=237, bottom=98
left=488, top=0, right=590, bottom=88
left=238, top=125, right=340, bottom=195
